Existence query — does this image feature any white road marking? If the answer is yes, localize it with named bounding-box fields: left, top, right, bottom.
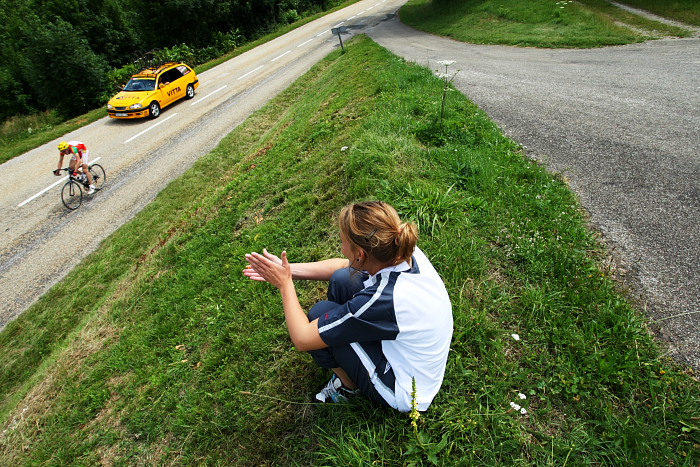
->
left=18, top=157, right=102, bottom=208
left=297, top=39, right=314, bottom=48
left=123, top=114, right=178, bottom=144
left=191, top=85, right=227, bottom=105
left=237, top=66, right=264, bottom=80
left=272, top=51, right=292, bottom=62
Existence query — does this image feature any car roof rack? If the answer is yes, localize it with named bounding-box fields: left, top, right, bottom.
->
left=134, top=63, right=180, bottom=79
left=131, top=49, right=180, bottom=77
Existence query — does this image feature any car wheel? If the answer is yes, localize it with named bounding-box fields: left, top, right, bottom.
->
left=185, top=84, right=195, bottom=99
left=149, top=101, right=161, bottom=119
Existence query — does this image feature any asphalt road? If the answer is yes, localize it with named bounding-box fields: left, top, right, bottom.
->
left=367, top=16, right=700, bottom=372
left=0, top=0, right=402, bottom=330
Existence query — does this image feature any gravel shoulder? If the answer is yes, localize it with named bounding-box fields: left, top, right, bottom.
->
left=367, top=15, right=700, bottom=372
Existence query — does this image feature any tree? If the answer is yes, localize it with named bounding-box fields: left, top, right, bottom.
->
left=0, top=0, right=40, bottom=118
left=23, top=19, right=110, bottom=117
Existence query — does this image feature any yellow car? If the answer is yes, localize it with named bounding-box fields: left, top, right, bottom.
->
left=107, top=62, right=199, bottom=119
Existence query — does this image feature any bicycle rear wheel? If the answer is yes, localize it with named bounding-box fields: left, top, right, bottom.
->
left=61, top=180, right=82, bottom=210
left=89, top=163, right=106, bottom=190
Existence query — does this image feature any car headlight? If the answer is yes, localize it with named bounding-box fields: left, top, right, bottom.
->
left=129, top=103, right=143, bottom=110
left=107, top=104, right=114, bottom=110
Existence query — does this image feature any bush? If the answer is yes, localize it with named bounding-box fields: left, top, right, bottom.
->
left=0, top=67, right=34, bottom=121
left=23, top=19, right=109, bottom=118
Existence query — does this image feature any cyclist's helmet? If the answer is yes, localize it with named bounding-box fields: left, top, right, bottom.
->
left=58, top=141, right=70, bottom=151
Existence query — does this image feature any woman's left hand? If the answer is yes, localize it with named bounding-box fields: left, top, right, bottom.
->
left=244, top=250, right=292, bottom=289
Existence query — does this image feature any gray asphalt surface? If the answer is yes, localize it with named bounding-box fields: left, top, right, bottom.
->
left=367, top=15, right=700, bottom=372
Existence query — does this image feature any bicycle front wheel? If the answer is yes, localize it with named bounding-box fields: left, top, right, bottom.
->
left=61, top=180, right=82, bottom=210
left=89, top=164, right=106, bottom=190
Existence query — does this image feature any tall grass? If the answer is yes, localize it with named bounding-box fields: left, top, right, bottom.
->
left=0, top=109, right=106, bottom=164
left=1, top=36, right=698, bottom=466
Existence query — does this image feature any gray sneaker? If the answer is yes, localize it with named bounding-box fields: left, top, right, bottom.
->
left=315, top=374, right=360, bottom=403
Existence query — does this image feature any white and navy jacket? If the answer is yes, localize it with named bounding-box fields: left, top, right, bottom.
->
left=317, top=247, right=453, bottom=412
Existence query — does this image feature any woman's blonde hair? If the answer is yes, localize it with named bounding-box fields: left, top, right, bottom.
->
left=339, top=201, right=418, bottom=265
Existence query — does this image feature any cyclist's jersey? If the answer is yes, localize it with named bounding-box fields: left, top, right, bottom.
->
left=67, top=141, right=88, bottom=162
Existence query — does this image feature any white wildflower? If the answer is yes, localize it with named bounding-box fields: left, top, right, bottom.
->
left=341, top=146, right=348, bottom=151
left=511, top=333, right=520, bottom=341
left=520, top=408, right=528, bottom=415
left=518, top=393, right=527, bottom=400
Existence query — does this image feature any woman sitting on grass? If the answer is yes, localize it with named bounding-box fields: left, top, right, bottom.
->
left=243, top=201, right=453, bottom=412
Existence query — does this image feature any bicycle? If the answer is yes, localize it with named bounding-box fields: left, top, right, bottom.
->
left=53, top=164, right=106, bottom=210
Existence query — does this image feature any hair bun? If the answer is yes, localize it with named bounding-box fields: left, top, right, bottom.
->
left=339, top=201, right=418, bottom=265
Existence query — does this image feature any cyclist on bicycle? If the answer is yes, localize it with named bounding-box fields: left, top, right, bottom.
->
left=54, top=141, right=95, bottom=194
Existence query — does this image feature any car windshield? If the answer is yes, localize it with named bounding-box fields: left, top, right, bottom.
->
left=124, top=78, right=156, bottom=92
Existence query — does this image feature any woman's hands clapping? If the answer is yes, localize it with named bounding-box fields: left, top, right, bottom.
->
left=244, top=248, right=292, bottom=290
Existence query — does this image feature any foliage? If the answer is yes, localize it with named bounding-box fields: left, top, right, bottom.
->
left=0, top=67, right=30, bottom=119
left=23, top=19, right=110, bottom=118
left=0, top=36, right=698, bottom=466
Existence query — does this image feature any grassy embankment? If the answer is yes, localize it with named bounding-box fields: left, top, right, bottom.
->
left=400, top=0, right=695, bottom=47
left=1, top=31, right=699, bottom=465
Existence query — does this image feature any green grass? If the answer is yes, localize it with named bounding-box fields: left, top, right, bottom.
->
left=1, top=36, right=698, bottom=466
left=400, top=0, right=693, bottom=48
left=618, top=0, right=700, bottom=26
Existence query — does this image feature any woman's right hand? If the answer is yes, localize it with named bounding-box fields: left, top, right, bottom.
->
left=243, top=248, right=282, bottom=282
left=244, top=249, right=292, bottom=290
